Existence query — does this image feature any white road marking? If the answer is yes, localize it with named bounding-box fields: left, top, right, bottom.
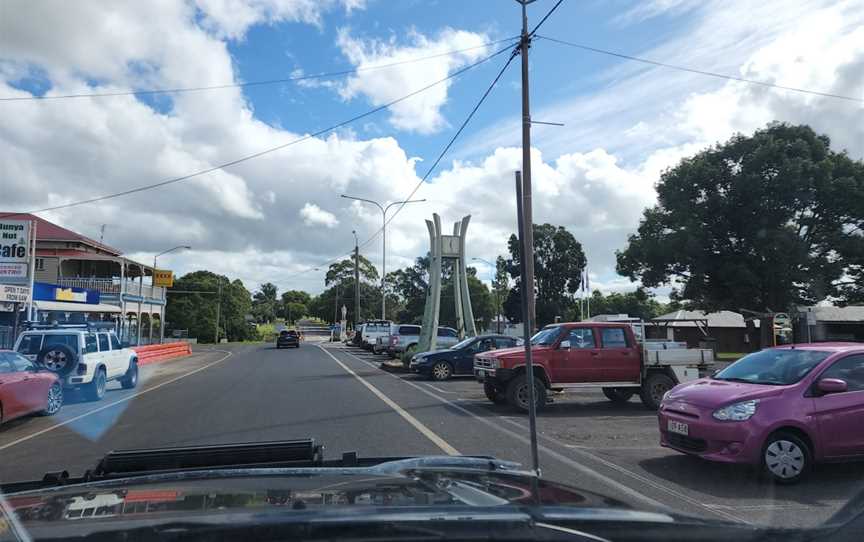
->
left=0, top=350, right=233, bottom=451
left=326, top=345, right=670, bottom=512
left=318, top=345, right=459, bottom=456
left=426, top=384, right=457, bottom=395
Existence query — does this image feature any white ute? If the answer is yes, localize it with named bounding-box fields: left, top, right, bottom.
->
left=15, top=324, right=139, bottom=401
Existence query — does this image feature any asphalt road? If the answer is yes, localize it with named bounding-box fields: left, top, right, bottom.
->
left=1, top=341, right=860, bottom=530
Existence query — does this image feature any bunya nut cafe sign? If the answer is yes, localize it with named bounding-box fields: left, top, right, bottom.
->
left=0, top=220, right=30, bottom=279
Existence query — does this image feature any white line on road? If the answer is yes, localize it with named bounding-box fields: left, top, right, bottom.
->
left=326, top=345, right=669, bottom=512
left=318, top=345, right=459, bottom=456
left=0, top=350, right=233, bottom=452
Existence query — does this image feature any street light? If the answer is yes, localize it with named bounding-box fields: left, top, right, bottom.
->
left=152, top=245, right=191, bottom=345
left=340, top=194, right=426, bottom=320
left=473, top=257, right=503, bottom=333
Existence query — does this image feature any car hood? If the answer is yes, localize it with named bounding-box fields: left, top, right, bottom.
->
left=479, top=345, right=547, bottom=360
left=2, top=461, right=633, bottom=527
left=665, top=378, right=786, bottom=408
left=415, top=348, right=457, bottom=359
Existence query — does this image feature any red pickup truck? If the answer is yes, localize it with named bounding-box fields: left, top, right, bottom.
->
left=473, top=322, right=713, bottom=411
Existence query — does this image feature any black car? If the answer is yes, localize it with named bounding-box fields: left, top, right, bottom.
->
left=409, top=334, right=520, bottom=380
left=276, top=330, right=300, bottom=349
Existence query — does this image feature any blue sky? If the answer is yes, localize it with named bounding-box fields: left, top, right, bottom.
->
left=1, top=0, right=861, bottom=298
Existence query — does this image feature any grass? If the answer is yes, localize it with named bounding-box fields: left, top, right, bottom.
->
left=716, top=352, right=745, bottom=361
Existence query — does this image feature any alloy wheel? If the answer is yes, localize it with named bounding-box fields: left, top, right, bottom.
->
left=43, top=350, right=68, bottom=371
left=46, top=384, right=63, bottom=414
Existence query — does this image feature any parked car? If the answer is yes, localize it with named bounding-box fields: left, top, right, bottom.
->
left=474, top=322, right=713, bottom=411
left=385, top=325, right=460, bottom=359
left=659, top=343, right=864, bottom=484
left=410, top=335, right=520, bottom=381
left=14, top=324, right=139, bottom=401
left=359, top=320, right=393, bottom=350
left=276, top=330, right=300, bottom=349
left=349, top=324, right=365, bottom=347
left=0, top=350, right=64, bottom=423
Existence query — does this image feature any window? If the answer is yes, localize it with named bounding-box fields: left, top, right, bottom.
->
left=715, top=349, right=830, bottom=386
left=110, top=334, right=121, bottom=350
left=9, top=354, right=33, bottom=372
left=820, top=355, right=864, bottom=392
left=35, top=258, right=45, bottom=271
left=398, top=326, right=420, bottom=335
left=85, top=334, right=98, bottom=353
left=438, top=328, right=457, bottom=337
left=600, top=328, right=628, bottom=348
left=44, top=334, right=79, bottom=352
left=16, top=334, right=43, bottom=355
left=494, top=337, right=516, bottom=349
left=0, top=356, right=14, bottom=374
left=478, top=338, right=496, bottom=352
left=567, top=328, right=596, bottom=349
left=98, top=333, right=110, bottom=351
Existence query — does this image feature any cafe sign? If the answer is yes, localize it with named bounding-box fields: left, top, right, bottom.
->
left=0, top=220, right=30, bottom=263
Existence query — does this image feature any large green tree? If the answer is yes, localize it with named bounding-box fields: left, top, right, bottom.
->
left=503, top=224, right=587, bottom=327
left=577, top=288, right=667, bottom=321
left=252, top=282, right=279, bottom=323
left=617, top=124, right=864, bottom=327
left=165, top=271, right=253, bottom=343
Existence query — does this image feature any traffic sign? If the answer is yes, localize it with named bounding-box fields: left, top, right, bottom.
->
left=773, top=312, right=790, bottom=327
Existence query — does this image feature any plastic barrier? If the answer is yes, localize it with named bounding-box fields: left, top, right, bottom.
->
left=131, top=342, right=192, bottom=366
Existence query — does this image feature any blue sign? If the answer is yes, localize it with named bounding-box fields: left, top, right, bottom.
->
left=33, top=282, right=101, bottom=304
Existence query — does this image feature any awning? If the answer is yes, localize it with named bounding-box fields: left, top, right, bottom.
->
left=34, top=300, right=122, bottom=313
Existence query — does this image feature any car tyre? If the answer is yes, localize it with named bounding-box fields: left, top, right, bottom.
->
left=83, top=368, right=107, bottom=402
left=37, top=344, right=78, bottom=376
left=506, top=374, right=547, bottom=413
left=603, top=387, right=635, bottom=404
left=762, top=432, right=811, bottom=484
left=40, top=382, right=64, bottom=416
left=120, top=360, right=139, bottom=389
left=639, top=373, right=674, bottom=410
left=430, top=361, right=453, bottom=381
left=484, top=382, right=507, bottom=405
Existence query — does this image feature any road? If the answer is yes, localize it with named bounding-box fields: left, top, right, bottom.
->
left=1, top=341, right=860, bottom=529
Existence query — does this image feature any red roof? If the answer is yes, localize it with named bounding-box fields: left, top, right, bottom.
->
left=0, top=213, right=121, bottom=256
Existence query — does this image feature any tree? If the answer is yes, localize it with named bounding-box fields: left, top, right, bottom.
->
left=285, top=302, right=308, bottom=323
left=325, top=255, right=378, bottom=286
left=165, top=271, right=253, bottom=343
left=617, top=123, right=864, bottom=343
left=490, top=255, right=510, bottom=332
left=252, top=282, right=279, bottom=323
left=503, top=224, right=587, bottom=327
left=578, top=288, right=667, bottom=321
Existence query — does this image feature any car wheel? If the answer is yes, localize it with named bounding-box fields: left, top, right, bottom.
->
left=639, top=373, right=674, bottom=410
left=431, top=362, right=452, bottom=381
left=40, top=382, right=64, bottom=416
left=121, top=360, right=139, bottom=389
left=603, top=387, right=635, bottom=404
left=762, top=432, right=811, bottom=484
left=37, top=344, right=78, bottom=376
left=84, top=368, right=107, bottom=402
left=484, top=382, right=506, bottom=405
left=506, top=374, right=547, bottom=413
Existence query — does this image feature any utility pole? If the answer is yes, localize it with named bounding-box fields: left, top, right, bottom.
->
left=519, top=0, right=537, bottom=335
left=353, top=230, right=360, bottom=328
left=214, top=279, right=222, bottom=344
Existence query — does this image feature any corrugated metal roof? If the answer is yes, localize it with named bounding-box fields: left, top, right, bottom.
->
left=1, top=213, right=122, bottom=256
left=802, top=305, right=864, bottom=323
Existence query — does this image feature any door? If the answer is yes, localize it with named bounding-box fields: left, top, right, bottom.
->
left=811, top=354, right=864, bottom=458
left=0, top=354, right=31, bottom=420
left=458, top=338, right=495, bottom=374
left=7, top=353, right=49, bottom=414
left=597, top=327, right=639, bottom=382
left=97, top=333, right=115, bottom=377
left=551, top=327, right=599, bottom=383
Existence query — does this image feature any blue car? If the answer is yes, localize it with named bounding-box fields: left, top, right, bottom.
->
left=409, top=335, right=521, bottom=381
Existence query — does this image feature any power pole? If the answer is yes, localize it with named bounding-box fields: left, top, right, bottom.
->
left=214, top=280, right=222, bottom=343
left=519, top=0, right=537, bottom=335
left=354, top=232, right=360, bottom=328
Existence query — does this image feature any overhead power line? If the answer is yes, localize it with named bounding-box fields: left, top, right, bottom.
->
left=355, top=45, right=521, bottom=254
left=0, top=37, right=519, bottom=102
left=529, top=0, right=565, bottom=37
left=1, top=41, right=517, bottom=221
left=537, top=35, right=864, bottom=104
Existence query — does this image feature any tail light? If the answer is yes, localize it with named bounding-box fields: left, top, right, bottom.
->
left=391, top=336, right=399, bottom=345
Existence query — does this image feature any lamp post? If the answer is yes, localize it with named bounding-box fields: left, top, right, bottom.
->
left=352, top=230, right=360, bottom=328
left=473, top=257, right=502, bottom=333
left=340, top=195, right=425, bottom=320
left=153, top=245, right=191, bottom=344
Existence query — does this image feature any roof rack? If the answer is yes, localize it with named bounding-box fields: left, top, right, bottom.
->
left=22, top=321, right=117, bottom=331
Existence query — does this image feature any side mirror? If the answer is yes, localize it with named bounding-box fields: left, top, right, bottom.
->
left=817, top=378, right=848, bottom=395
left=559, top=340, right=571, bottom=349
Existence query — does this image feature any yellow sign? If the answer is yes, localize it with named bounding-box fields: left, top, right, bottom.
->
left=153, top=269, right=174, bottom=287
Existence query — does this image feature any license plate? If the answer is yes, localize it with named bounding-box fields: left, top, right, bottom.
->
left=667, top=420, right=689, bottom=436
left=476, top=369, right=487, bottom=379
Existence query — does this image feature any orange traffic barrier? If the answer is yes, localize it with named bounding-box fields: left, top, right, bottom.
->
left=131, top=342, right=192, bottom=366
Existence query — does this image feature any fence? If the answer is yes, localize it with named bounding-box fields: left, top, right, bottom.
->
left=131, top=342, right=192, bottom=365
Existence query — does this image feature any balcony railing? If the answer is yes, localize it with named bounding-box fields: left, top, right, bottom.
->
left=57, top=278, right=166, bottom=300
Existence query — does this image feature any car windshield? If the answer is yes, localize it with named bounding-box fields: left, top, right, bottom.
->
left=3, top=1, right=863, bottom=537
left=714, top=349, right=831, bottom=385
left=531, top=327, right=561, bottom=346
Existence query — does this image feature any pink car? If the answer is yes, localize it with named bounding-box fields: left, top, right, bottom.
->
left=658, top=343, right=864, bottom=483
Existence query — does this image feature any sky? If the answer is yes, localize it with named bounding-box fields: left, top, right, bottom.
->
left=1, top=0, right=862, bottom=300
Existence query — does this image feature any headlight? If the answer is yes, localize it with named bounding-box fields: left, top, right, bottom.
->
left=662, top=390, right=671, bottom=402
left=490, top=358, right=500, bottom=368
left=712, top=400, right=758, bottom=421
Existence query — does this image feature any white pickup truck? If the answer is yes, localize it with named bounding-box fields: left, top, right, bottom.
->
left=15, top=325, right=139, bottom=401
left=359, top=320, right=393, bottom=351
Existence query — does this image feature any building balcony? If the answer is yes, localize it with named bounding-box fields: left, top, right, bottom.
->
left=57, top=277, right=165, bottom=302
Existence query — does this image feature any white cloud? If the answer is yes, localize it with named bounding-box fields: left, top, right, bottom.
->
left=335, top=27, right=491, bottom=134
left=300, top=203, right=339, bottom=228
left=613, top=0, right=699, bottom=26
left=194, top=0, right=364, bottom=39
